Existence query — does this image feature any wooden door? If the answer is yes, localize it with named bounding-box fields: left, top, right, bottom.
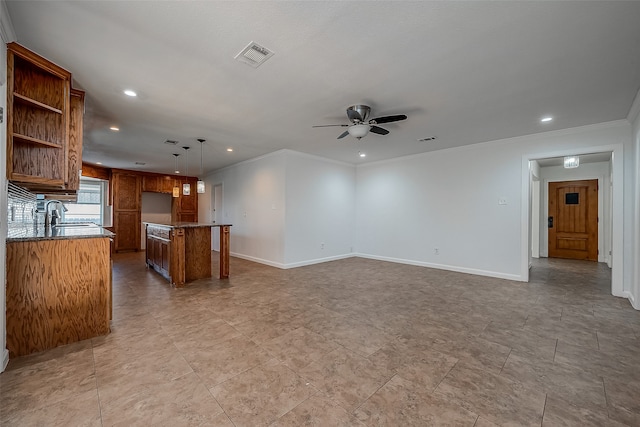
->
left=548, top=179, right=598, bottom=261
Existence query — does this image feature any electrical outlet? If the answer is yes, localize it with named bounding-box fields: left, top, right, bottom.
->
left=434, top=248, right=439, bottom=255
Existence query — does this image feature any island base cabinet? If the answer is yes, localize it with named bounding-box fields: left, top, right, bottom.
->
left=6, top=237, right=111, bottom=358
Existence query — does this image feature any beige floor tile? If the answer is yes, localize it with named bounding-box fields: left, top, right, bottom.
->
left=368, top=339, right=458, bottom=391
left=354, top=375, right=478, bottom=426
left=211, top=359, right=316, bottom=427
left=435, top=362, right=546, bottom=426
left=2, top=254, right=633, bottom=426
left=542, top=394, right=625, bottom=427
left=180, top=335, right=273, bottom=388
left=95, top=347, right=194, bottom=405
left=273, top=393, right=366, bottom=426
left=500, top=353, right=607, bottom=411
left=298, top=347, right=394, bottom=411
left=260, top=326, right=339, bottom=371
left=100, top=372, right=225, bottom=426
left=0, top=389, right=101, bottom=427
left=603, top=377, right=640, bottom=426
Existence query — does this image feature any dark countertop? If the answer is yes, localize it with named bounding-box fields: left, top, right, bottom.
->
left=143, top=222, right=232, bottom=229
left=7, top=224, right=115, bottom=242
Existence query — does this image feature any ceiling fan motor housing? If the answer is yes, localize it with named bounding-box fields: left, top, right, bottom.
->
left=347, top=105, right=371, bottom=123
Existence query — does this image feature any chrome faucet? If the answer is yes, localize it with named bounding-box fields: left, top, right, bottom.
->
left=43, top=199, right=68, bottom=227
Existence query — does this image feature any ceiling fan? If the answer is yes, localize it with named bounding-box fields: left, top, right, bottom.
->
left=313, top=105, right=408, bottom=140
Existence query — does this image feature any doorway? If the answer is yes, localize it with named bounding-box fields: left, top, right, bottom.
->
left=548, top=179, right=598, bottom=261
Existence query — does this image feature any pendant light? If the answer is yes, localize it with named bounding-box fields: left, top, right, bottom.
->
left=197, top=138, right=206, bottom=194
left=172, top=153, right=180, bottom=198
left=182, top=146, right=191, bottom=195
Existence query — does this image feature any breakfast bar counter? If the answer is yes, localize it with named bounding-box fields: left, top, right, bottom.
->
left=144, top=222, right=232, bottom=287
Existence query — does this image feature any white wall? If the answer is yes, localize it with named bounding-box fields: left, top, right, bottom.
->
left=0, top=0, right=16, bottom=372
left=283, top=151, right=355, bottom=267
left=206, top=151, right=287, bottom=267
left=140, top=192, right=172, bottom=249
left=629, top=90, right=640, bottom=309
left=539, top=161, right=611, bottom=263
left=355, top=121, right=634, bottom=288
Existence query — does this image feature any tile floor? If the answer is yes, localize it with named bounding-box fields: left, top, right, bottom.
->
left=1, top=253, right=639, bottom=426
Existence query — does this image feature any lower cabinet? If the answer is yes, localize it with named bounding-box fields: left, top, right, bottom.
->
left=146, top=225, right=171, bottom=280
left=6, top=237, right=112, bottom=358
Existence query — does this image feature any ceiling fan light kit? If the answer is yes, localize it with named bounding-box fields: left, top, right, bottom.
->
left=313, top=104, right=407, bottom=140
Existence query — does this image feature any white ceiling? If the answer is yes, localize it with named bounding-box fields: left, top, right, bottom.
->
left=6, top=1, right=640, bottom=176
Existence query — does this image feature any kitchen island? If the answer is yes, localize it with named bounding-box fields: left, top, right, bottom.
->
left=6, top=224, right=114, bottom=358
left=144, top=222, right=232, bottom=287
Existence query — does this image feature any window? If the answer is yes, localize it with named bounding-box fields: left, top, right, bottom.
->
left=63, top=179, right=107, bottom=225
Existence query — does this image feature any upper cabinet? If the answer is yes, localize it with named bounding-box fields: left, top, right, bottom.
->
left=6, top=42, right=83, bottom=191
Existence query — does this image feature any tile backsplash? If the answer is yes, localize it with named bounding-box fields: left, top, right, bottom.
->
left=8, top=182, right=37, bottom=226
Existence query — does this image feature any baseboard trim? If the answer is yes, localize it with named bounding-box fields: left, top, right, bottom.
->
left=354, top=253, right=524, bottom=282
left=1, top=348, right=9, bottom=372
left=284, top=253, right=356, bottom=269
left=230, top=252, right=286, bottom=269
left=230, top=252, right=357, bottom=270
left=621, top=291, right=639, bottom=310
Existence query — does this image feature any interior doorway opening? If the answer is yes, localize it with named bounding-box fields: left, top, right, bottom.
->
left=523, top=147, right=622, bottom=297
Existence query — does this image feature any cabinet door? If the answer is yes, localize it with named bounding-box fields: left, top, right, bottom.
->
left=161, top=176, right=176, bottom=194
left=114, top=211, right=140, bottom=252
left=142, top=175, right=159, bottom=192
left=161, top=240, right=170, bottom=275
left=153, top=238, right=162, bottom=268
left=113, top=173, right=141, bottom=211
left=67, top=89, right=84, bottom=191
left=146, top=236, right=154, bottom=266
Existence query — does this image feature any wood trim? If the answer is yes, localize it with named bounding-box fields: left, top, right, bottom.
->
left=7, top=42, right=71, bottom=80
left=81, top=162, right=111, bottom=180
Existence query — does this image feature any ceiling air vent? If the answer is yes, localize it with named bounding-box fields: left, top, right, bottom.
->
left=418, top=136, right=437, bottom=142
left=135, top=162, right=146, bottom=166
left=164, top=139, right=179, bottom=145
left=234, top=41, right=274, bottom=68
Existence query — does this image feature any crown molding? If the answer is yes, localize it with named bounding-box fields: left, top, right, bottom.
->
left=627, top=87, right=640, bottom=125
left=0, top=1, right=17, bottom=44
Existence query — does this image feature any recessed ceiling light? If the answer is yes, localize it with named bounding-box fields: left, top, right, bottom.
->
left=109, top=126, right=120, bottom=131
left=123, top=89, right=137, bottom=97
left=541, top=116, right=553, bottom=123
left=96, top=162, right=102, bottom=165
left=359, top=152, right=366, bottom=158
left=226, top=148, right=233, bottom=152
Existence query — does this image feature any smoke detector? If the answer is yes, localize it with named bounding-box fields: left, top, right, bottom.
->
left=234, top=41, right=274, bottom=68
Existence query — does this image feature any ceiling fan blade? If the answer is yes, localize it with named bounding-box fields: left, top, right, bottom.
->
left=370, top=125, right=389, bottom=135
left=337, top=130, right=350, bottom=139
left=370, top=114, right=407, bottom=124
left=347, top=108, right=363, bottom=122
left=312, top=124, right=348, bottom=128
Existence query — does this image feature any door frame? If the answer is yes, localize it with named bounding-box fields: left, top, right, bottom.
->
left=520, top=143, right=624, bottom=298
left=212, top=183, right=223, bottom=251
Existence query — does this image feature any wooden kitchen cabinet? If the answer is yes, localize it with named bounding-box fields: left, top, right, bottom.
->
left=172, top=177, right=198, bottom=222
left=145, top=224, right=171, bottom=280
left=6, top=237, right=111, bottom=357
left=112, top=171, right=141, bottom=252
left=5, top=42, right=83, bottom=191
